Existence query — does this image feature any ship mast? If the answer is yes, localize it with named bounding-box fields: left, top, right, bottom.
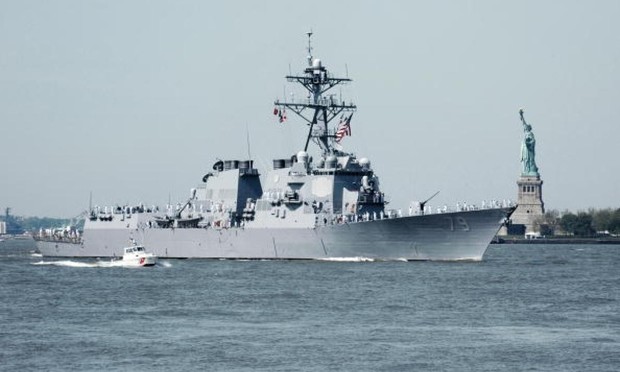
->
left=274, top=32, right=357, bottom=155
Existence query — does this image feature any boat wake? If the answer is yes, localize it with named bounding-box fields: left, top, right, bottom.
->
left=158, top=260, right=172, bottom=268
left=32, top=259, right=170, bottom=268
left=33, top=260, right=103, bottom=268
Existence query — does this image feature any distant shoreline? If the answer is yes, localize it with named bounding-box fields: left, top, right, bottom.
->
left=493, top=237, right=620, bottom=245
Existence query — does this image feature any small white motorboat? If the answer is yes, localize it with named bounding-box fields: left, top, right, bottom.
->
left=120, top=244, right=157, bottom=267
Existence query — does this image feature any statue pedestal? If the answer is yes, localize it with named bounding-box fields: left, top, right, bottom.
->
left=507, top=175, right=545, bottom=235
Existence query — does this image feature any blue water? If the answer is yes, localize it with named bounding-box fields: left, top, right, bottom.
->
left=1, top=240, right=618, bottom=371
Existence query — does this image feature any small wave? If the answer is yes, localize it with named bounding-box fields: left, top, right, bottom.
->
left=30, top=253, right=43, bottom=258
left=0, top=253, right=29, bottom=258
left=158, top=260, right=172, bottom=268
left=427, top=257, right=482, bottom=262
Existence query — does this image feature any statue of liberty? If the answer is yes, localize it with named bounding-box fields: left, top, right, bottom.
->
left=519, top=108, right=539, bottom=176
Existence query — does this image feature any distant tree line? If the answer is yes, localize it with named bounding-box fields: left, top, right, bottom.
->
left=535, top=208, right=620, bottom=237
left=0, top=215, right=72, bottom=234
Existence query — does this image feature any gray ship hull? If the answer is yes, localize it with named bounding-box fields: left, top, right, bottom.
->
left=35, top=207, right=511, bottom=261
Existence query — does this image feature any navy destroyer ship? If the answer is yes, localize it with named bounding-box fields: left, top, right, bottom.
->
left=36, top=33, right=514, bottom=261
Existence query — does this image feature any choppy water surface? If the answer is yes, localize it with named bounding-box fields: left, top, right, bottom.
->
left=1, top=240, right=618, bottom=371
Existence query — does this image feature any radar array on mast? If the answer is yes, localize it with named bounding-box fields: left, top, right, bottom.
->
left=274, top=32, right=357, bottom=153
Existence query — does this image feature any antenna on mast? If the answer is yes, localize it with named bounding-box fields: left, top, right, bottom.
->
left=306, top=30, right=313, bottom=66
left=246, top=123, right=252, bottom=160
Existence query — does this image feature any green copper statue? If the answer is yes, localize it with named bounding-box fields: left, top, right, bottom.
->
left=519, top=108, right=539, bottom=176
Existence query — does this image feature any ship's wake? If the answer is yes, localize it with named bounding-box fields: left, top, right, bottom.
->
left=317, top=257, right=376, bottom=262
left=317, top=257, right=418, bottom=262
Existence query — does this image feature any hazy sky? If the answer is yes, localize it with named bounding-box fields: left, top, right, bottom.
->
left=1, top=1, right=619, bottom=218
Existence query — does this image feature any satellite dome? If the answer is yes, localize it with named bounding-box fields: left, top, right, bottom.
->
left=359, top=157, right=371, bottom=169
left=312, top=58, right=322, bottom=69
left=297, top=150, right=309, bottom=163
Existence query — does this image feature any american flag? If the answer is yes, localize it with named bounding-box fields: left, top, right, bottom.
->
left=273, top=108, right=287, bottom=123
left=335, top=113, right=353, bottom=143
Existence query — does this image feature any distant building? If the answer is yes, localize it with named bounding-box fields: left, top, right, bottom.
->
left=1, top=207, right=24, bottom=235
left=0, top=221, right=6, bottom=234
